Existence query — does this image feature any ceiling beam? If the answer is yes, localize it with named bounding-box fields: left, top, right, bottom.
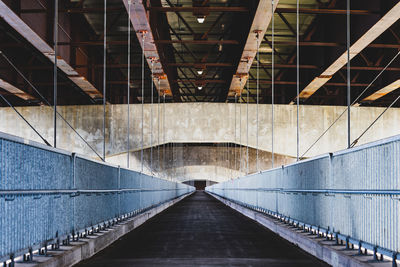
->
left=294, top=2, right=400, bottom=102
left=147, top=7, right=373, bottom=15
left=271, top=41, right=400, bottom=49
left=147, top=7, right=248, bottom=12
left=275, top=7, right=374, bottom=15
left=0, top=78, right=37, bottom=102
left=227, top=0, right=278, bottom=98
left=0, top=62, right=234, bottom=70
left=246, top=80, right=370, bottom=86
left=56, top=40, right=400, bottom=49
left=174, top=79, right=226, bottom=84
left=122, top=0, right=173, bottom=97
left=19, top=7, right=125, bottom=13
left=154, top=40, right=239, bottom=45
left=167, top=63, right=233, bottom=67
left=254, top=64, right=400, bottom=72
left=0, top=0, right=103, bottom=101
left=358, top=79, right=400, bottom=104
left=149, top=0, right=182, bottom=101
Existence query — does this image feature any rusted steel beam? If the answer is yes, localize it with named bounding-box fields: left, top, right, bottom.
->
left=154, top=40, right=239, bottom=45
left=57, top=40, right=400, bottom=49
left=0, top=78, right=37, bottom=102
left=167, top=62, right=233, bottom=67
left=295, top=2, right=400, bottom=102
left=147, top=7, right=248, bottom=12
left=254, top=64, right=400, bottom=72
left=173, top=79, right=227, bottom=84
left=276, top=7, right=374, bottom=15
left=0, top=0, right=103, bottom=101
left=19, top=7, right=125, bottom=13
left=358, top=80, right=400, bottom=104
left=247, top=80, right=371, bottom=87
left=273, top=41, right=400, bottom=49
left=122, top=0, right=175, bottom=98
left=228, top=0, right=278, bottom=98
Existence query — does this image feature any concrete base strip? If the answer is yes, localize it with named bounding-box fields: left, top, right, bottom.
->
left=15, top=193, right=193, bottom=267
left=207, top=192, right=394, bottom=267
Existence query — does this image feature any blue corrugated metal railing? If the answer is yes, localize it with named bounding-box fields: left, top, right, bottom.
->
left=0, top=132, right=194, bottom=265
left=206, top=134, right=400, bottom=265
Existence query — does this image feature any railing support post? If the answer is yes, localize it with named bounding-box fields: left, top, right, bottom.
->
left=373, top=246, right=378, bottom=261
left=29, top=248, right=33, bottom=261
left=392, top=253, right=397, bottom=267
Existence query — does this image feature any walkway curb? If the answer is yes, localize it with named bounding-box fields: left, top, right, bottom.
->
left=207, top=192, right=393, bottom=267
left=15, top=193, right=193, bottom=267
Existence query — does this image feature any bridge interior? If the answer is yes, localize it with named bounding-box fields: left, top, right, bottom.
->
left=0, top=0, right=400, bottom=266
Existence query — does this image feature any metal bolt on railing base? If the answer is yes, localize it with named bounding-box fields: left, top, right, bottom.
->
left=392, top=253, right=397, bottom=267
left=373, top=247, right=378, bottom=261
left=9, top=254, right=14, bottom=267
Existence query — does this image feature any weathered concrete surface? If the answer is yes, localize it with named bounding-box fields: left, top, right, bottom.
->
left=208, top=192, right=394, bottom=267
left=1, top=103, right=399, bottom=162
left=14, top=193, right=192, bottom=267
left=107, top=144, right=294, bottom=181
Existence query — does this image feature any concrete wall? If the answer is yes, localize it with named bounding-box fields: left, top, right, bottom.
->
left=1, top=103, right=399, bottom=168
left=106, top=145, right=294, bottom=182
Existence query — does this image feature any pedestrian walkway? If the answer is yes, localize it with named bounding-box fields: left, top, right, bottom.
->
left=76, top=191, right=328, bottom=267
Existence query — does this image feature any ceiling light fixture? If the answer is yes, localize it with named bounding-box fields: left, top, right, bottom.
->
left=197, top=69, right=203, bottom=75
left=198, top=86, right=203, bottom=90
left=197, top=16, right=205, bottom=23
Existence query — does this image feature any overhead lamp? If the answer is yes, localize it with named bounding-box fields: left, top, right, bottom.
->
left=197, top=86, right=203, bottom=90
left=196, top=69, right=204, bottom=75
left=196, top=16, right=205, bottom=23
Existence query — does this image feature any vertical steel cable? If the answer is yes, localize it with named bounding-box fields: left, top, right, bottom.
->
left=172, top=142, right=174, bottom=181
left=256, top=33, right=259, bottom=172
left=158, top=80, right=160, bottom=177
left=296, top=0, right=300, bottom=161
left=103, top=0, right=107, bottom=161
left=163, top=94, right=166, bottom=179
left=228, top=103, right=231, bottom=179
left=347, top=0, right=351, bottom=148
left=239, top=79, right=242, bottom=175
left=271, top=0, right=275, bottom=168
left=141, top=32, right=145, bottom=173
left=150, top=61, right=154, bottom=175
left=227, top=141, right=230, bottom=179
left=127, top=0, right=131, bottom=168
left=246, top=71, right=249, bottom=175
left=53, top=0, right=58, bottom=148
left=234, top=93, right=237, bottom=178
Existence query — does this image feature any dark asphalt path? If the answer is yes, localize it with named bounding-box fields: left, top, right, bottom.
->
left=76, top=191, right=329, bottom=267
